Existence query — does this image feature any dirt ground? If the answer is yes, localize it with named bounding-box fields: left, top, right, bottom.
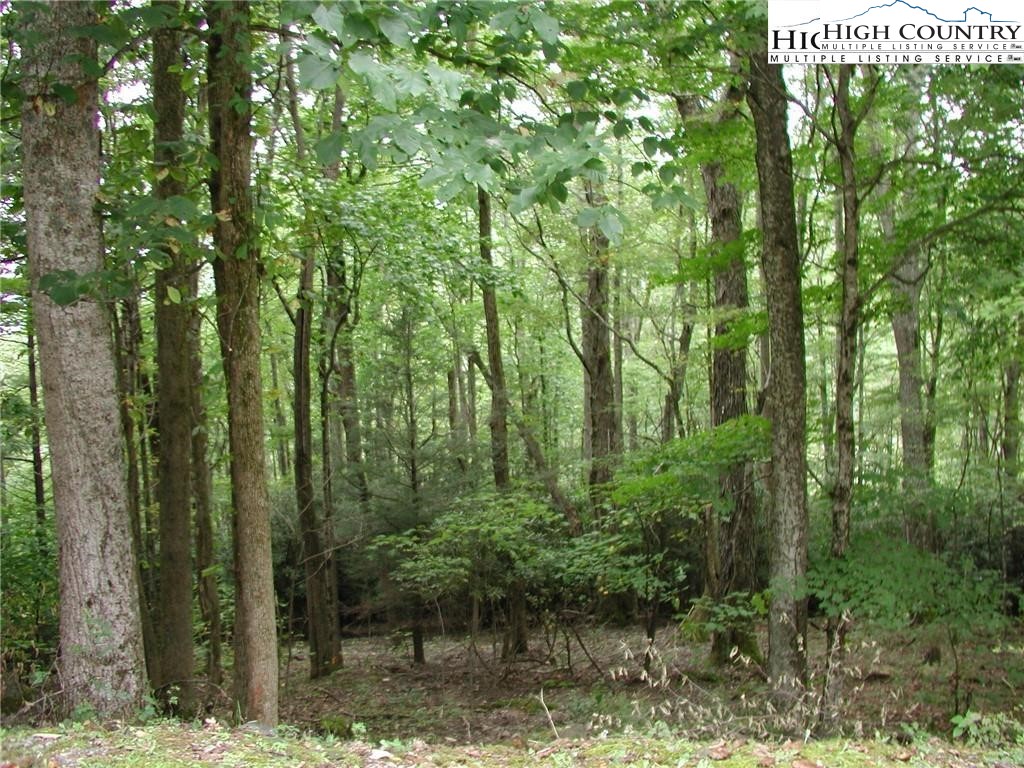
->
left=270, top=619, right=1024, bottom=745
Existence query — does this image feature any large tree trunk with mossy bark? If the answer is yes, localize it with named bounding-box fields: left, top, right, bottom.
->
left=21, top=0, right=147, bottom=719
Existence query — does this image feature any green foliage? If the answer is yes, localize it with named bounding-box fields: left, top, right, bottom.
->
left=375, top=491, right=564, bottom=604
left=683, top=591, right=768, bottom=643
left=612, top=415, right=770, bottom=515
left=806, top=534, right=1007, bottom=635
left=951, top=709, right=1024, bottom=748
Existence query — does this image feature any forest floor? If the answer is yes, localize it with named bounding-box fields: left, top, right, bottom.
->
left=2, top=621, right=1022, bottom=767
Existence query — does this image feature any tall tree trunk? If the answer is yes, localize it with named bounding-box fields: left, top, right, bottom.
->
left=269, top=352, right=291, bottom=479
left=336, top=320, right=369, bottom=506
left=27, top=326, right=49, bottom=644
left=294, top=250, right=337, bottom=678
left=478, top=188, right=510, bottom=490
left=206, top=0, right=277, bottom=727
left=285, top=61, right=339, bottom=679
left=821, top=66, right=865, bottom=727
left=612, top=267, right=625, bottom=454
left=112, top=301, right=162, bottom=690
left=153, top=0, right=195, bottom=715
left=746, top=48, right=809, bottom=708
left=701, top=141, right=756, bottom=665
left=21, top=0, right=146, bottom=717
left=189, top=274, right=222, bottom=690
left=581, top=181, right=616, bottom=490
left=831, top=65, right=859, bottom=570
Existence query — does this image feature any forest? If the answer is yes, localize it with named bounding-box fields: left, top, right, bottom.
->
left=1, top=1, right=1023, bottom=766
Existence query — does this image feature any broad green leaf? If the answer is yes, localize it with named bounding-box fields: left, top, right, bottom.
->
left=463, top=163, right=496, bottom=189
left=311, top=3, right=345, bottom=38
left=348, top=50, right=377, bottom=76
left=576, top=207, right=601, bottom=228
left=165, top=285, right=182, bottom=304
left=297, top=51, right=339, bottom=90
left=489, top=7, right=520, bottom=32
left=528, top=8, right=559, bottom=44
left=392, top=66, right=429, bottom=97
left=314, top=130, right=347, bottom=166
left=598, top=210, right=624, bottom=245
left=392, top=125, right=422, bottom=157
left=379, top=14, right=412, bottom=48
left=565, top=80, right=588, bottom=102
left=426, top=62, right=464, bottom=101
left=51, top=83, right=77, bottom=105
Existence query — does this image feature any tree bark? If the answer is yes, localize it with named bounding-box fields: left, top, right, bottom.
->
left=189, top=273, right=222, bottom=690
left=746, top=48, right=809, bottom=707
left=831, top=64, right=859, bottom=569
left=206, top=0, right=278, bottom=726
left=701, top=143, right=756, bottom=665
left=112, top=300, right=162, bottom=692
left=286, top=61, right=339, bottom=679
left=581, top=181, right=617, bottom=490
left=269, top=352, right=291, bottom=479
left=153, top=0, right=196, bottom=715
left=478, top=187, right=510, bottom=490
left=294, top=249, right=337, bottom=678
left=21, top=0, right=146, bottom=717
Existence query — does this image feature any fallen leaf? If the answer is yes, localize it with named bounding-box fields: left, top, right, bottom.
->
left=894, top=748, right=915, bottom=761
left=792, top=760, right=820, bottom=768
left=369, top=748, right=394, bottom=761
left=708, top=744, right=733, bottom=760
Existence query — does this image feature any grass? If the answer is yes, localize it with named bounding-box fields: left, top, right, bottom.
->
left=3, top=720, right=1022, bottom=767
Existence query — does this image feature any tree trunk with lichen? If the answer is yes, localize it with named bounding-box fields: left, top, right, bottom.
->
left=21, top=0, right=147, bottom=719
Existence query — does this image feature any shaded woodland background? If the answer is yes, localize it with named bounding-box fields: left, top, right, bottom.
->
left=0, top=0, right=1022, bottom=739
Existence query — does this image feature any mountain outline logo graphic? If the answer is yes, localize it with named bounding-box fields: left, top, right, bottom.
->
left=785, top=0, right=1018, bottom=28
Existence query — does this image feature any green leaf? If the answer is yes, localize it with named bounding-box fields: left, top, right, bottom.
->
left=165, top=285, right=182, bottom=304
left=314, top=130, right=347, bottom=166
left=576, top=207, right=601, bottom=228
left=392, top=66, right=429, bottom=96
left=426, top=63, right=464, bottom=101
left=631, top=161, right=650, bottom=177
left=297, top=51, right=339, bottom=90
left=51, top=83, right=77, bottom=105
left=369, top=76, right=397, bottom=111
left=598, top=210, right=624, bottom=245
left=565, top=80, right=588, bottom=102
left=509, top=185, right=541, bottom=215
left=348, top=50, right=377, bottom=76
left=528, top=8, right=559, bottom=44
left=612, top=87, right=633, bottom=106
left=489, top=7, right=520, bottom=32
left=311, top=3, right=345, bottom=38
left=392, top=124, right=422, bottom=157
left=463, top=163, right=496, bottom=189
left=379, top=14, right=411, bottom=48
